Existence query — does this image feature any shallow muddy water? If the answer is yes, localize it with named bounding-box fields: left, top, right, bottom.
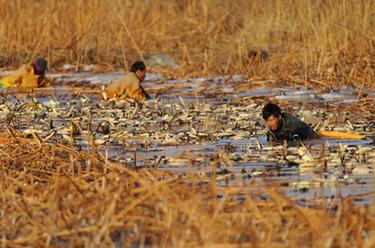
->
left=1, top=70, right=375, bottom=205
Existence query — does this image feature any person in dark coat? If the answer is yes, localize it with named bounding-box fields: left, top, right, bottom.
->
left=262, top=103, right=318, bottom=141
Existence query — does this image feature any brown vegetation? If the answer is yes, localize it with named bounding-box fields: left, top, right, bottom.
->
left=1, top=137, right=375, bottom=247
left=1, top=1, right=375, bottom=246
left=0, top=0, right=374, bottom=87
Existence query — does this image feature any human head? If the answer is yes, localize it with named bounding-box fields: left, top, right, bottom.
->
left=262, top=103, right=282, bottom=131
left=130, top=61, right=146, bottom=81
left=33, top=57, right=48, bottom=76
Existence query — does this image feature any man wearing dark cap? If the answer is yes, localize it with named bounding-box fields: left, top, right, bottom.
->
left=104, top=61, right=150, bottom=101
left=0, top=57, right=51, bottom=88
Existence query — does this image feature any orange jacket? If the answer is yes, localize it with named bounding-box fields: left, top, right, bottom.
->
left=104, top=72, right=149, bottom=100
left=0, top=63, right=50, bottom=88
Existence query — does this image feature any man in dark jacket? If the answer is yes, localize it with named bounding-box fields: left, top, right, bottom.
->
left=262, top=103, right=318, bottom=141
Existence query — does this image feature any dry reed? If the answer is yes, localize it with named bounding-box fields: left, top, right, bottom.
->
left=0, top=0, right=373, bottom=88
left=1, top=2, right=375, bottom=246
left=1, top=136, right=375, bottom=247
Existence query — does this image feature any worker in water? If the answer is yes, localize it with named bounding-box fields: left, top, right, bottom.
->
left=0, top=57, right=51, bottom=88
left=104, top=61, right=150, bottom=101
left=262, top=103, right=318, bottom=141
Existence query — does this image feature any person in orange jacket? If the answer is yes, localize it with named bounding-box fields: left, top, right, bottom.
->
left=0, top=57, right=51, bottom=89
left=103, top=61, right=150, bottom=101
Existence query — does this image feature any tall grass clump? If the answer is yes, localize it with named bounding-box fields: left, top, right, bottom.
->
left=0, top=0, right=373, bottom=87
left=1, top=138, right=375, bottom=247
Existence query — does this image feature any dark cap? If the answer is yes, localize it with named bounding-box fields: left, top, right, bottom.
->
left=34, top=57, right=48, bottom=72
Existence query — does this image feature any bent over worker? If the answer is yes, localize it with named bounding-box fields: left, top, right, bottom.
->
left=0, top=57, right=51, bottom=89
left=262, top=103, right=318, bottom=141
left=104, top=61, right=150, bottom=101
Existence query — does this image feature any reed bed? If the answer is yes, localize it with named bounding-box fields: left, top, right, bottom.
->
left=1, top=1, right=375, bottom=246
left=0, top=137, right=374, bottom=247
left=0, top=0, right=374, bottom=88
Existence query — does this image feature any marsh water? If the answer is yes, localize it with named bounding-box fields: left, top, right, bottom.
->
left=1, top=69, right=375, bottom=205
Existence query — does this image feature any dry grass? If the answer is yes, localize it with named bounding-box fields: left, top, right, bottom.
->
left=0, top=0, right=374, bottom=87
left=1, top=2, right=375, bottom=246
left=1, top=136, right=375, bottom=247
